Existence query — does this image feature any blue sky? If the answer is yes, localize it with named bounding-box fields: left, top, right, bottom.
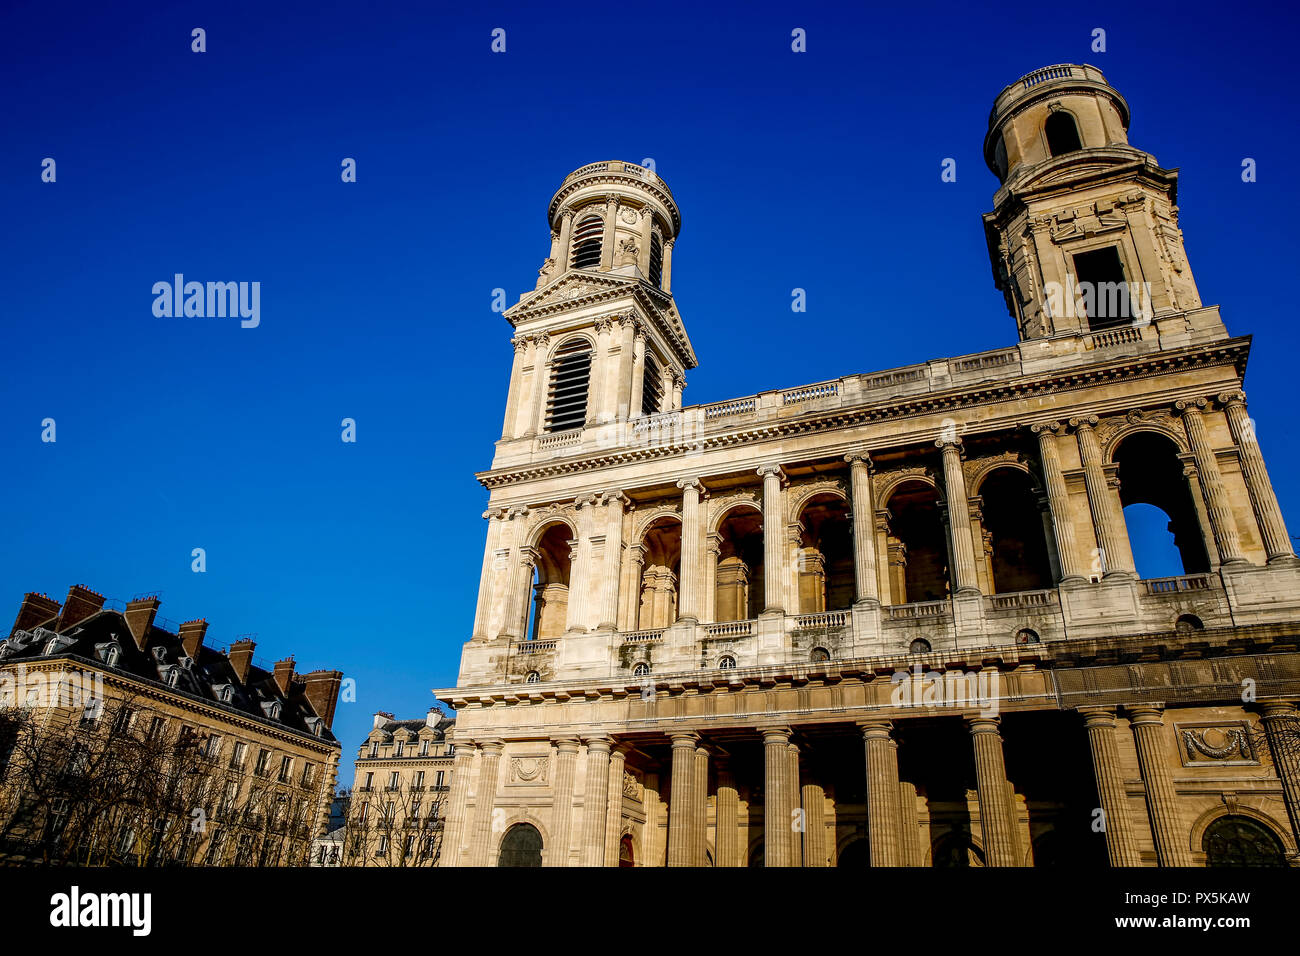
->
left=3, top=0, right=1298, bottom=783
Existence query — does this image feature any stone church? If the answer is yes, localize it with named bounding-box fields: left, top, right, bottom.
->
left=435, top=64, right=1300, bottom=867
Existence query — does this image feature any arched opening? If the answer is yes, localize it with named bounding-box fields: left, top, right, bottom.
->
left=978, top=469, right=1054, bottom=593
left=545, top=338, right=593, bottom=433
left=498, top=823, right=543, bottom=867
left=909, top=638, right=932, bottom=655
left=715, top=506, right=764, bottom=621
left=619, top=834, right=635, bottom=867
left=1114, top=432, right=1209, bottom=577
left=810, top=647, right=830, bottom=662
left=648, top=233, right=664, bottom=288
left=1045, top=111, right=1082, bottom=157
left=638, top=515, right=681, bottom=628
left=528, top=523, right=573, bottom=641
left=796, top=494, right=854, bottom=613
left=570, top=214, right=604, bottom=269
left=931, top=831, right=985, bottom=868
left=836, top=839, right=868, bottom=868
left=1202, top=816, right=1286, bottom=867
left=1175, top=614, right=1204, bottom=634
left=883, top=481, right=949, bottom=604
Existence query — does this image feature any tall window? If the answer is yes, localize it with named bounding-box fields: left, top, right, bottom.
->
left=546, top=338, right=593, bottom=432
left=642, top=350, right=664, bottom=416
left=648, top=233, right=664, bottom=287
left=570, top=214, right=604, bottom=269
left=1072, top=246, right=1131, bottom=330
left=1045, top=111, right=1082, bottom=156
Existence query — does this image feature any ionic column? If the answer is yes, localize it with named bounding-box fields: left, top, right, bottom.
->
left=622, top=544, right=646, bottom=630
left=598, top=492, right=627, bottom=631
left=1220, top=391, right=1295, bottom=563
left=1177, top=398, right=1247, bottom=566
left=614, top=313, right=638, bottom=422
left=763, top=728, right=793, bottom=867
left=936, top=438, right=980, bottom=595
left=472, top=509, right=506, bottom=640
left=566, top=496, right=597, bottom=633
left=667, top=732, right=698, bottom=867
left=503, top=545, right=537, bottom=640
left=599, top=194, right=618, bottom=271
left=671, top=370, right=685, bottom=410
left=677, top=478, right=703, bottom=622
left=531, top=333, right=553, bottom=435
left=715, top=761, right=739, bottom=867
left=581, top=736, right=612, bottom=867
left=1032, top=421, right=1086, bottom=583
left=642, top=771, right=662, bottom=867
left=787, top=741, right=802, bottom=866
left=1125, top=705, right=1191, bottom=866
left=556, top=210, right=574, bottom=271
left=860, top=720, right=901, bottom=866
left=1079, top=708, right=1142, bottom=866
left=591, top=317, right=616, bottom=425
left=845, top=452, right=880, bottom=605
left=439, top=738, right=476, bottom=866
left=1258, top=702, right=1300, bottom=850
left=758, top=465, right=787, bottom=615
left=966, top=717, right=1019, bottom=867
left=547, top=737, right=580, bottom=867
left=704, top=534, right=721, bottom=623
left=1073, top=416, right=1136, bottom=578
left=628, top=324, right=647, bottom=419
left=800, top=759, right=828, bottom=867
left=501, top=336, right=529, bottom=439
left=694, top=742, right=709, bottom=866
left=662, top=237, right=675, bottom=293
left=898, top=781, right=922, bottom=867
left=603, top=744, right=629, bottom=866
left=469, top=740, right=504, bottom=866
left=637, top=206, right=655, bottom=277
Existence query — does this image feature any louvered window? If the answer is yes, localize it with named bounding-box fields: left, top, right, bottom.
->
left=642, top=350, right=664, bottom=416
left=570, top=215, right=604, bottom=269
left=648, top=233, right=663, bottom=287
left=546, top=338, right=593, bottom=432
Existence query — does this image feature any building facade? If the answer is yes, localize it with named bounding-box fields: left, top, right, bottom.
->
left=0, top=585, right=343, bottom=866
left=342, top=708, right=455, bottom=865
left=436, top=65, right=1300, bottom=867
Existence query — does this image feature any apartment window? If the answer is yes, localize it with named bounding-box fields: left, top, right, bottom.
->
left=146, top=716, right=165, bottom=741
left=415, top=770, right=425, bottom=789
left=570, top=213, right=604, bottom=269
left=377, top=835, right=390, bottom=855
left=358, top=801, right=369, bottom=823
left=364, top=772, right=374, bottom=791
left=545, top=338, right=593, bottom=432
left=80, top=697, right=103, bottom=727
left=387, top=771, right=400, bottom=791
left=204, top=734, right=222, bottom=760
left=301, top=763, right=316, bottom=787
left=1071, top=246, right=1132, bottom=331
left=403, top=834, right=416, bottom=857
left=111, top=706, right=134, bottom=735
left=254, top=748, right=271, bottom=776
left=435, top=770, right=445, bottom=789
left=446, top=744, right=455, bottom=757
left=395, top=740, right=404, bottom=757
left=230, top=741, right=247, bottom=769
left=278, top=755, right=293, bottom=783
left=205, top=829, right=227, bottom=865
left=420, top=739, right=430, bottom=756
left=369, top=742, right=378, bottom=758
left=412, top=798, right=422, bottom=820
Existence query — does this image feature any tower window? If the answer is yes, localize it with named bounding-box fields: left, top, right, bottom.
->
left=648, top=233, right=664, bottom=287
left=1071, top=246, right=1131, bottom=331
left=641, top=350, right=664, bottom=416
left=546, top=338, right=593, bottom=432
left=1045, top=111, right=1082, bottom=157
left=570, top=215, right=604, bottom=270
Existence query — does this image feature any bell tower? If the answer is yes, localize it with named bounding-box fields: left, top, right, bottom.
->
left=982, top=64, right=1223, bottom=343
left=495, top=161, right=696, bottom=456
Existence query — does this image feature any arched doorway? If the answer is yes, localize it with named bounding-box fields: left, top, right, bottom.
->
left=977, top=469, right=1054, bottom=593
left=528, top=523, right=573, bottom=640
left=618, top=835, right=635, bottom=867
left=715, top=506, right=764, bottom=621
left=638, top=516, right=681, bottom=628
left=931, top=831, right=985, bottom=867
left=1114, top=432, right=1210, bottom=577
left=883, top=480, right=949, bottom=604
left=796, top=494, right=854, bottom=612
left=498, top=823, right=543, bottom=867
left=836, top=839, right=869, bottom=868
left=1202, top=816, right=1286, bottom=867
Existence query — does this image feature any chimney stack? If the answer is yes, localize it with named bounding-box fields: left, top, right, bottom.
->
left=272, top=657, right=296, bottom=696
left=13, top=592, right=61, bottom=635
left=60, top=585, right=106, bottom=632
left=124, top=597, right=161, bottom=650
left=228, top=639, right=256, bottom=684
left=301, top=670, right=345, bottom=729
left=178, top=618, right=208, bottom=659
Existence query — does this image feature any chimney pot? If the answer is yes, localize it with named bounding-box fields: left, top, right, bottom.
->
left=13, top=592, right=62, bottom=636
left=228, top=639, right=257, bottom=685
left=60, top=584, right=106, bottom=633
left=272, top=657, right=295, bottom=696
left=124, top=597, right=161, bottom=651
left=178, top=618, right=209, bottom=659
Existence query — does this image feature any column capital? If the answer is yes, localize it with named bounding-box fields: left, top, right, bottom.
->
left=757, top=463, right=785, bottom=481
left=1068, top=414, right=1100, bottom=431
left=669, top=731, right=700, bottom=748
left=676, top=477, right=703, bottom=493
left=517, top=546, right=539, bottom=569
left=479, top=739, right=505, bottom=755
left=1174, top=397, right=1209, bottom=416
left=600, top=490, right=629, bottom=509
left=552, top=737, right=581, bottom=754
left=1030, top=419, right=1064, bottom=436
left=844, top=449, right=874, bottom=469
left=1258, top=700, right=1299, bottom=720
left=574, top=493, right=599, bottom=510
left=857, top=718, right=894, bottom=740
left=1124, top=703, right=1166, bottom=724
left=762, top=726, right=793, bottom=745
left=482, top=506, right=509, bottom=521
left=1078, top=706, right=1120, bottom=728
left=583, top=735, right=614, bottom=754
left=935, top=436, right=964, bottom=454
left=965, top=715, right=1002, bottom=736
left=1218, top=389, right=1248, bottom=409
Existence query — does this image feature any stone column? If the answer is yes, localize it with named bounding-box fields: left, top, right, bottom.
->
left=662, top=237, right=675, bottom=293
left=704, top=534, right=721, bottom=623
left=1220, top=391, right=1295, bottom=563
left=566, top=496, right=596, bottom=633
left=531, top=333, right=553, bottom=435
left=469, top=740, right=503, bottom=866
left=642, top=771, right=662, bottom=867
left=598, top=492, right=626, bottom=631
left=1126, top=705, right=1191, bottom=866
left=614, top=313, right=637, bottom=422
left=967, top=717, right=1018, bottom=867
left=937, top=438, right=980, bottom=595
left=763, top=728, right=793, bottom=867
left=787, top=741, right=802, bottom=866
left=581, top=737, right=612, bottom=867
left=501, top=336, right=528, bottom=439
left=1032, top=421, right=1086, bottom=583
left=472, top=509, right=505, bottom=640
left=628, top=324, right=647, bottom=419
left=898, top=781, right=922, bottom=867
left=547, top=737, right=580, bottom=867
left=677, top=478, right=703, bottom=622
left=860, top=720, right=902, bottom=866
left=440, top=739, right=476, bottom=866
left=715, top=761, right=739, bottom=867
left=845, top=452, right=880, bottom=605
left=623, top=544, right=646, bottom=631
left=671, top=370, right=685, bottom=410
left=591, top=317, right=615, bottom=425
left=637, top=206, right=655, bottom=277
left=1079, top=708, right=1142, bottom=866
left=1177, top=398, right=1247, bottom=566
left=599, top=195, right=618, bottom=271
left=556, top=210, right=574, bottom=270
left=503, top=546, right=537, bottom=640
left=1073, top=416, right=1136, bottom=578
left=1258, top=702, right=1300, bottom=850
left=694, top=743, right=709, bottom=865
left=800, top=759, right=828, bottom=867
left=603, top=745, right=629, bottom=866
left=758, top=465, right=787, bottom=615
left=667, top=732, right=697, bottom=867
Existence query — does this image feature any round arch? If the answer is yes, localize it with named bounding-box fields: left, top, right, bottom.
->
left=1188, top=804, right=1294, bottom=861
left=632, top=507, right=682, bottom=544
left=788, top=484, right=849, bottom=520
left=710, top=501, right=762, bottom=536
left=875, top=470, right=939, bottom=507
left=1103, top=421, right=1190, bottom=464
left=526, top=515, right=578, bottom=550
left=969, top=458, right=1039, bottom=498
left=496, top=817, right=549, bottom=867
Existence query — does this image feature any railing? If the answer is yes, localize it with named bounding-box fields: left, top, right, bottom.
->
left=632, top=411, right=679, bottom=432
left=782, top=382, right=838, bottom=405
left=621, top=628, right=666, bottom=644
left=1022, top=64, right=1076, bottom=89
left=1142, top=574, right=1213, bottom=595
left=705, top=620, right=755, bottom=638
left=704, top=397, right=756, bottom=420
left=987, top=589, right=1058, bottom=611
left=538, top=428, right=582, bottom=449
left=1092, top=326, right=1143, bottom=348
left=792, top=610, right=849, bottom=629
left=515, top=640, right=558, bottom=654
left=953, top=350, right=1018, bottom=373
left=861, top=367, right=926, bottom=390
left=887, top=600, right=951, bottom=621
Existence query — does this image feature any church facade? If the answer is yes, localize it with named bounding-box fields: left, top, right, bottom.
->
left=435, top=64, right=1300, bottom=867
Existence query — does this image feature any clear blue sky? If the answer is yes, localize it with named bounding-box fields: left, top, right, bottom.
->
left=3, top=0, right=1298, bottom=784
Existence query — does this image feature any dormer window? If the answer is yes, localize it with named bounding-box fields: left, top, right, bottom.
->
left=570, top=214, right=604, bottom=269
left=395, top=740, right=405, bottom=757
left=261, top=700, right=283, bottom=721
left=165, top=667, right=181, bottom=688
left=99, top=643, right=122, bottom=668
left=546, top=338, right=593, bottom=432
left=1045, top=111, right=1082, bottom=157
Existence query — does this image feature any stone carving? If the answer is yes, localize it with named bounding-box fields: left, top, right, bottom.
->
left=1176, top=723, right=1256, bottom=766
left=510, top=756, right=550, bottom=784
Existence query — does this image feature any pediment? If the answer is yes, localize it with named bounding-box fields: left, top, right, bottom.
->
left=506, top=271, right=639, bottom=321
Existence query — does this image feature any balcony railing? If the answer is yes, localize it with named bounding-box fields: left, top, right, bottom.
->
left=1142, top=574, right=1212, bottom=595
left=887, top=600, right=951, bottom=621
left=515, top=640, right=558, bottom=654
left=705, top=620, right=755, bottom=638
left=621, top=628, right=666, bottom=644
left=987, top=589, right=1058, bottom=611
left=792, top=610, right=850, bottom=629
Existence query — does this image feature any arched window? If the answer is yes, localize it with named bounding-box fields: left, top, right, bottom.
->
left=715, top=507, right=765, bottom=621
left=1202, top=816, right=1286, bottom=866
left=1045, top=111, right=1082, bottom=157
left=1015, top=628, right=1040, bottom=644
left=1175, top=614, right=1204, bottom=634
left=546, top=338, right=593, bottom=432
left=498, top=823, right=544, bottom=867
left=796, top=494, right=854, bottom=612
left=570, top=215, right=604, bottom=269
left=909, top=638, right=932, bottom=655
left=528, top=523, right=574, bottom=641
left=978, top=469, right=1054, bottom=594
left=810, top=647, right=830, bottom=662
left=641, top=350, right=664, bottom=416
left=632, top=662, right=650, bottom=677
left=882, top=481, right=949, bottom=604
left=637, top=515, right=681, bottom=629
left=1114, top=432, right=1210, bottom=577
left=525, top=671, right=540, bottom=684
left=718, top=655, right=737, bottom=670
left=648, top=233, right=664, bottom=287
